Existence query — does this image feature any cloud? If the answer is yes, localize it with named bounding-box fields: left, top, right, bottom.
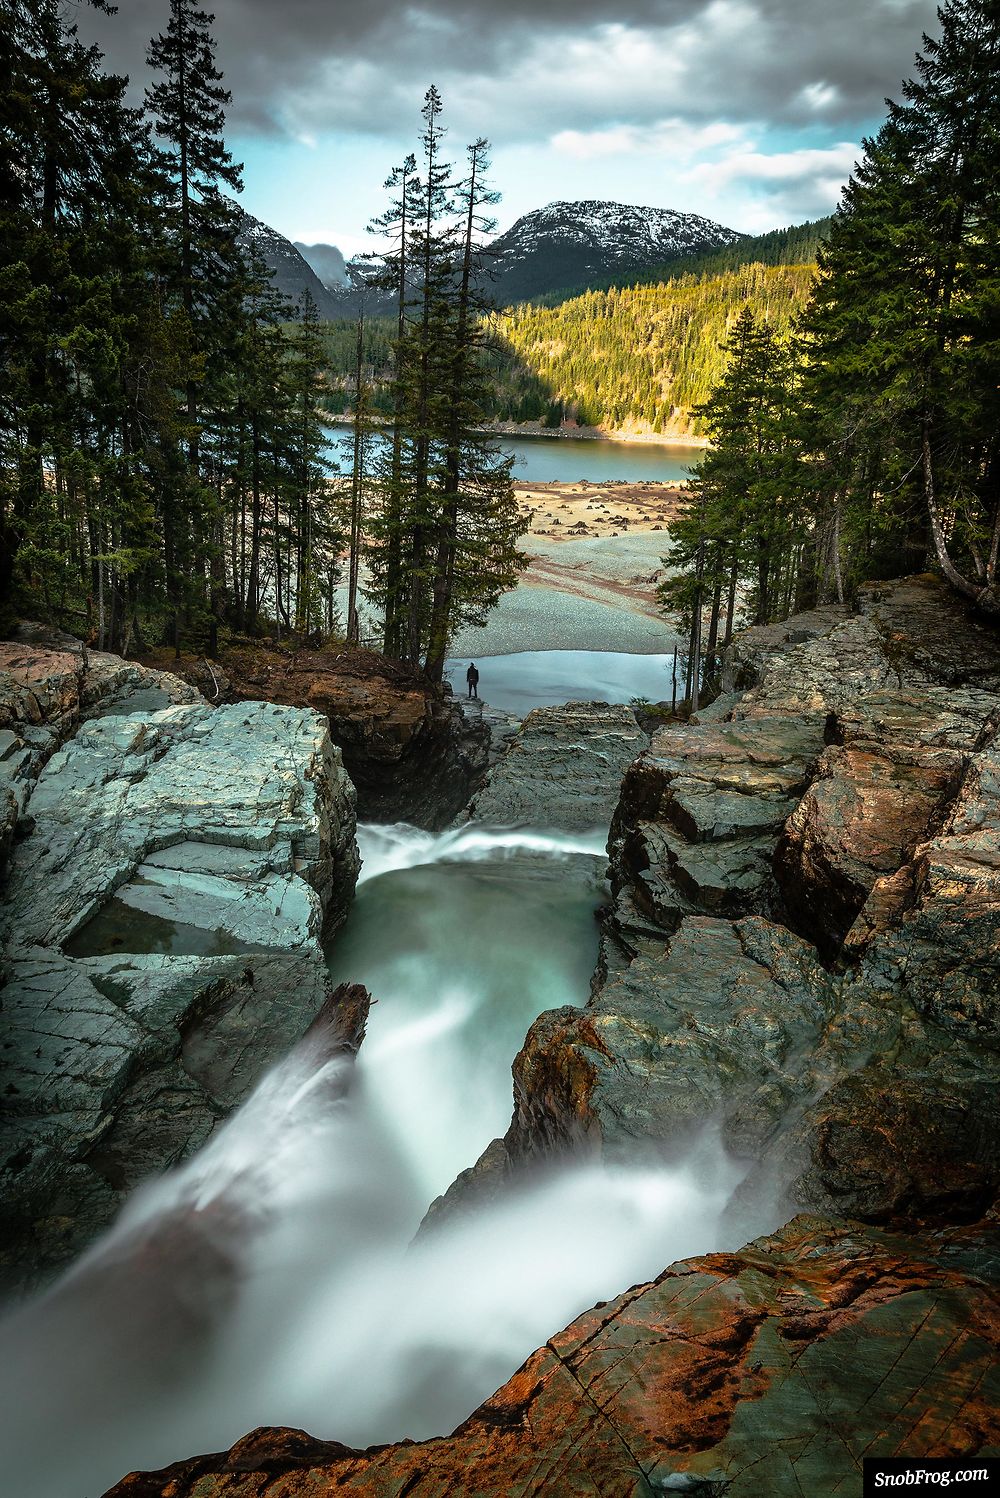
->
left=551, top=120, right=746, bottom=162
left=78, top=0, right=939, bottom=145
left=685, top=140, right=862, bottom=224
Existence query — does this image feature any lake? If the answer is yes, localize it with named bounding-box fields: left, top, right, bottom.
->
left=325, top=426, right=702, bottom=484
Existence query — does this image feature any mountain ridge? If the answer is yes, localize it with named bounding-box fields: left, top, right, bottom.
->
left=232, top=203, right=343, bottom=318
left=487, top=198, right=746, bottom=304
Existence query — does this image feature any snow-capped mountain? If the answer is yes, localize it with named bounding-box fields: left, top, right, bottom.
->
left=236, top=198, right=746, bottom=320
left=488, top=200, right=747, bottom=303
left=232, top=204, right=342, bottom=318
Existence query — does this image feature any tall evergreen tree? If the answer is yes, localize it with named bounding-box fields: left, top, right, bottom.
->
left=660, top=308, right=802, bottom=677
left=0, top=0, right=171, bottom=640
left=365, top=94, right=524, bottom=674
left=802, top=0, right=1000, bottom=611
left=145, top=0, right=246, bottom=646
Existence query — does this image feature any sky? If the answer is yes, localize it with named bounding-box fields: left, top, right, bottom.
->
left=75, top=0, right=941, bottom=257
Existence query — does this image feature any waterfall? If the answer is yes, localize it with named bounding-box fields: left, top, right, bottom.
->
left=0, top=822, right=761, bottom=1498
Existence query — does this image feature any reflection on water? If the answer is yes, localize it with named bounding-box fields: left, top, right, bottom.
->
left=63, top=896, right=262, bottom=958
left=447, top=647, right=680, bottom=714
left=0, top=825, right=765, bottom=1498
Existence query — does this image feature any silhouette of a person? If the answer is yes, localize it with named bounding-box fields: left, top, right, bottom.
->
left=466, top=662, right=480, bottom=699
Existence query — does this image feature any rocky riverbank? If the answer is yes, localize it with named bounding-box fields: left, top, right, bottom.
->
left=434, top=578, right=1000, bottom=1234
left=111, top=574, right=1000, bottom=1495
left=0, top=632, right=361, bottom=1294
left=105, top=1213, right=997, bottom=1498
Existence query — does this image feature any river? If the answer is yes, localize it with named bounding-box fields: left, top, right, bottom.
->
left=326, top=425, right=702, bottom=484
left=0, top=816, right=752, bottom=1497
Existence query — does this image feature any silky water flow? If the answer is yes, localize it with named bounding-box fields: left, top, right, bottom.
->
left=0, top=821, right=765, bottom=1497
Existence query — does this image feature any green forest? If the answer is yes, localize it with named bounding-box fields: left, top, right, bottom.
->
left=483, top=263, right=817, bottom=432
left=2, top=0, right=997, bottom=679
left=1, top=2, right=521, bottom=674
left=319, top=225, right=827, bottom=433
left=663, top=0, right=999, bottom=703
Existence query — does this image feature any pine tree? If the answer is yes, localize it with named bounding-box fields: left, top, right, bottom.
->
left=287, top=291, right=337, bottom=636
left=423, top=137, right=522, bottom=683
left=0, top=0, right=170, bottom=640
left=366, top=154, right=418, bottom=655
left=660, top=308, right=802, bottom=676
left=802, top=0, right=1000, bottom=611
left=145, top=0, right=246, bottom=647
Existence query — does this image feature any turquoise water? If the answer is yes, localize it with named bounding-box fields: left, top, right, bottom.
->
left=325, top=426, right=701, bottom=484
left=448, top=649, right=681, bottom=713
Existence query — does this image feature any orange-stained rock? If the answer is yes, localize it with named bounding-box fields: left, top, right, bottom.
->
left=775, top=742, right=958, bottom=952
left=104, top=1215, right=1000, bottom=1498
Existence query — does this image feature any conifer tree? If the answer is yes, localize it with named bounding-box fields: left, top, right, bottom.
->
left=802, top=0, right=1000, bottom=611
left=145, top=0, right=246, bottom=646
left=367, top=154, right=419, bottom=655
left=365, top=94, right=524, bottom=674
left=660, top=308, right=801, bottom=670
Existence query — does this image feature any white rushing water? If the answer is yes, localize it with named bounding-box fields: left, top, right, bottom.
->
left=0, top=823, right=760, bottom=1498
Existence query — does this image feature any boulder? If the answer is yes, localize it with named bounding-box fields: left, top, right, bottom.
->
left=0, top=636, right=200, bottom=875
left=103, top=1215, right=1000, bottom=1498
left=178, top=642, right=490, bottom=829
left=0, top=657, right=361, bottom=1294
left=608, top=712, right=826, bottom=940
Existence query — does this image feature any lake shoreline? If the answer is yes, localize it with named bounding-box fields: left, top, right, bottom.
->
left=325, top=415, right=709, bottom=450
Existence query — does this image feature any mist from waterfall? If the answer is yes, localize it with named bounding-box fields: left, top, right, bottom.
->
left=0, top=823, right=767, bottom=1498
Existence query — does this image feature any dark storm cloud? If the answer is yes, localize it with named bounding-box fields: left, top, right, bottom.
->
left=77, top=0, right=940, bottom=140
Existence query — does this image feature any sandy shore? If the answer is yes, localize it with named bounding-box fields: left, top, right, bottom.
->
left=515, top=479, right=688, bottom=542
left=481, top=421, right=708, bottom=447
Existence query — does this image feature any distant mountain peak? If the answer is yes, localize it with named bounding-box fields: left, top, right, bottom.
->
left=489, top=199, right=747, bottom=303
left=230, top=203, right=342, bottom=318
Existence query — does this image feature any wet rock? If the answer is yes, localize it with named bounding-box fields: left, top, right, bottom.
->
left=443, top=578, right=1000, bottom=1233
left=467, top=701, right=644, bottom=831
left=847, top=719, right=1000, bottom=1039
left=0, top=673, right=361, bottom=1294
left=3, top=699, right=357, bottom=949
left=104, top=1215, right=1000, bottom=1498
left=608, top=713, right=825, bottom=939
left=775, top=686, right=995, bottom=954
left=0, top=638, right=199, bottom=874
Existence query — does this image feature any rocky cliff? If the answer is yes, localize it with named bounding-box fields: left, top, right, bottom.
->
left=0, top=635, right=361, bottom=1293
left=35, top=578, right=1000, bottom=1491
left=141, top=642, right=489, bottom=830
left=465, top=701, right=645, bottom=832
left=105, top=1214, right=998, bottom=1497
left=426, top=579, right=999, bottom=1242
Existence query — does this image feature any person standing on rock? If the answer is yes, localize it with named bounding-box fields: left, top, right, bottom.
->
left=466, top=662, right=480, bottom=699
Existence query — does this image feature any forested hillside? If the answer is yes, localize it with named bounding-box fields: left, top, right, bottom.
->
left=523, top=215, right=832, bottom=307
left=320, top=260, right=819, bottom=432
left=484, top=262, right=817, bottom=432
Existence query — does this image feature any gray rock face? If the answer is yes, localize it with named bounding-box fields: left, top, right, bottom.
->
left=434, top=577, right=1000, bottom=1236
left=0, top=634, right=201, bottom=875
left=0, top=650, right=360, bottom=1294
left=466, top=701, right=645, bottom=831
